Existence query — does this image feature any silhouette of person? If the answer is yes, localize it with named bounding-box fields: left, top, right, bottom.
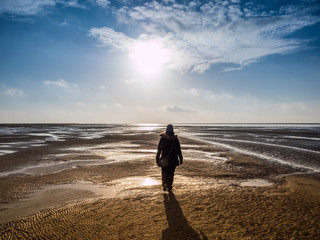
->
left=156, top=124, right=183, bottom=191
left=162, top=192, right=208, bottom=240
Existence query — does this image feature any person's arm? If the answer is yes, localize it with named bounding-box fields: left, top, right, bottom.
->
left=156, top=138, right=163, bottom=164
left=176, top=138, right=183, bottom=165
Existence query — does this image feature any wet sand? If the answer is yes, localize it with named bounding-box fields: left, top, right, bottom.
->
left=0, top=134, right=320, bottom=239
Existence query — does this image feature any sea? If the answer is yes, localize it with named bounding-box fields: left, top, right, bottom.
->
left=0, top=124, right=320, bottom=174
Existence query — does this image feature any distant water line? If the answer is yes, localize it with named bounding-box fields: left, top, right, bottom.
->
left=179, top=124, right=320, bottom=172
left=0, top=124, right=319, bottom=173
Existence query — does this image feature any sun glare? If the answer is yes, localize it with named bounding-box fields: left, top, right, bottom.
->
left=130, top=41, right=170, bottom=76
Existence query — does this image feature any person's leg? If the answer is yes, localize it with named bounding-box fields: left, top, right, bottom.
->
left=167, top=167, right=176, bottom=191
left=161, top=167, right=169, bottom=191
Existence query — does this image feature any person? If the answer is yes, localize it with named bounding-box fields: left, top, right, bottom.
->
left=156, top=124, right=183, bottom=192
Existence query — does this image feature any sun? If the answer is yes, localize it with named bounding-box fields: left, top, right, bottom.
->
left=129, top=40, right=170, bottom=76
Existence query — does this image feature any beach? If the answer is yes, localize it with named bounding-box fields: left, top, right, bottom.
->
left=0, top=124, right=320, bottom=239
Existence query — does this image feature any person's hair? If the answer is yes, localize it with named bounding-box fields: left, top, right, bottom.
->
left=166, top=124, right=174, bottom=136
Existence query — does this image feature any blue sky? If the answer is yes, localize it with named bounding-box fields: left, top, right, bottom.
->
left=0, top=0, right=320, bottom=123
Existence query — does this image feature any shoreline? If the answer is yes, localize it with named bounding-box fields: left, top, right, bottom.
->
left=1, top=133, right=320, bottom=239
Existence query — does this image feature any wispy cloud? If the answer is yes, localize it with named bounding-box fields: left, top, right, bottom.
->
left=163, top=105, right=196, bottom=113
left=60, top=20, right=70, bottom=26
left=90, top=0, right=320, bottom=73
left=0, top=0, right=104, bottom=16
left=274, top=101, right=316, bottom=112
left=0, top=88, right=24, bottom=96
left=89, top=27, right=134, bottom=51
left=125, top=78, right=146, bottom=85
left=184, top=88, right=234, bottom=101
left=100, top=104, right=109, bottom=109
left=43, top=79, right=78, bottom=88
left=0, top=0, right=86, bottom=16
left=74, top=102, right=86, bottom=107
left=88, top=0, right=110, bottom=9
left=222, top=66, right=244, bottom=72
left=183, top=88, right=202, bottom=96
left=0, top=0, right=55, bottom=16
left=100, top=103, right=124, bottom=110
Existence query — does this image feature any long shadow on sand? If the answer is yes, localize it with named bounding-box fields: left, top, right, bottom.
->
left=162, top=192, right=208, bottom=240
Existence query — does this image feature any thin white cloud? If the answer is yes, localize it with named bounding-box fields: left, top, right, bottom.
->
left=43, top=79, right=78, bottom=88
left=88, top=0, right=110, bottom=9
left=90, top=0, right=320, bottom=73
left=0, top=0, right=101, bottom=16
left=184, top=88, right=234, bottom=101
left=125, top=78, right=146, bottom=85
left=183, top=88, right=201, bottom=96
left=0, top=88, right=24, bottom=96
left=60, top=20, right=70, bottom=26
left=274, top=101, right=314, bottom=112
left=163, top=105, right=196, bottom=113
left=114, top=103, right=124, bottom=109
left=100, top=103, right=124, bottom=110
left=223, top=66, right=243, bottom=72
left=75, top=102, right=86, bottom=107
left=0, top=0, right=86, bottom=16
left=100, top=104, right=109, bottom=109
left=60, top=0, right=84, bottom=8
left=89, top=27, right=134, bottom=51
left=0, top=0, right=55, bottom=16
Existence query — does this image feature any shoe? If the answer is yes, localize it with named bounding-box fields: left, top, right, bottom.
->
left=163, top=184, right=167, bottom=191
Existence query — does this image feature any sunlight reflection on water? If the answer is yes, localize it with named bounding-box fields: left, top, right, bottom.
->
left=135, top=123, right=163, bottom=132
left=110, top=177, right=160, bottom=188
left=142, top=178, right=160, bottom=186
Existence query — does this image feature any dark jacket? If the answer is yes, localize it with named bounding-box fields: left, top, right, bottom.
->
left=156, top=132, right=183, bottom=167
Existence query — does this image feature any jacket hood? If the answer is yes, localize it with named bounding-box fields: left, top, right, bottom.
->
left=160, top=131, right=178, bottom=140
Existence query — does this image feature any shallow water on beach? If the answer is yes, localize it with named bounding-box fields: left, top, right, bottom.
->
left=179, top=124, right=320, bottom=172
left=0, top=124, right=320, bottom=175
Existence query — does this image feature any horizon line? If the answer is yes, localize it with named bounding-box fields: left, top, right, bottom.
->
left=0, top=122, right=319, bottom=125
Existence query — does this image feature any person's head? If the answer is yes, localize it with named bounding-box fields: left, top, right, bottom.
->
left=166, top=124, right=174, bottom=136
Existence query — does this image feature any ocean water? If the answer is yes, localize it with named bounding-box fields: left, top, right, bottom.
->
left=0, top=124, right=319, bottom=173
